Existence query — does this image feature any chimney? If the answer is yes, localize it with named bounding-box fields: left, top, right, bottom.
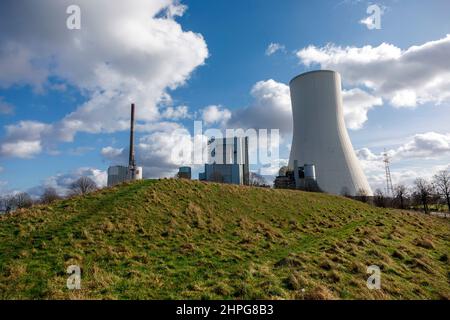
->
left=128, top=103, right=136, bottom=179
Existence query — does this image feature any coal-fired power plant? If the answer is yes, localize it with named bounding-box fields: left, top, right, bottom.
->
left=107, top=103, right=143, bottom=187
left=288, top=70, right=373, bottom=196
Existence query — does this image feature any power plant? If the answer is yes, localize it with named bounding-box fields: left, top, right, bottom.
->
left=107, top=103, right=143, bottom=187
left=286, top=70, right=373, bottom=196
left=199, top=137, right=250, bottom=185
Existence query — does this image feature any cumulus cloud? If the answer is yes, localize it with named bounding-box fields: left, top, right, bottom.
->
left=265, top=43, right=285, bottom=56
left=0, top=0, right=208, bottom=157
left=296, top=35, right=450, bottom=108
left=160, top=105, right=191, bottom=120
left=101, top=146, right=124, bottom=160
left=27, top=167, right=107, bottom=197
left=393, top=132, right=450, bottom=159
left=201, top=105, right=231, bottom=126
left=342, top=88, right=382, bottom=129
left=356, top=132, right=450, bottom=190
left=228, top=80, right=292, bottom=134
left=0, top=121, right=51, bottom=158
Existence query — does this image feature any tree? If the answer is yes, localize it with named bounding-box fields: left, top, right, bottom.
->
left=393, top=184, right=408, bottom=209
left=433, top=170, right=450, bottom=212
left=40, top=187, right=61, bottom=204
left=69, top=177, right=97, bottom=196
left=0, top=196, right=13, bottom=213
left=374, top=189, right=386, bottom=208
left=249, top=172, right=267, bottom=187
left=12, top=192, right=33, bottom=209
left=413, top=178, right=434, bottom=214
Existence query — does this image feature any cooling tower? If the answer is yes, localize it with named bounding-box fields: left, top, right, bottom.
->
left=288, top=70, right=373, bottom=196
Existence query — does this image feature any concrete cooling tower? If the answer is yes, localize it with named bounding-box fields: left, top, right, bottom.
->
left=288, top=70, right=373, bottom=196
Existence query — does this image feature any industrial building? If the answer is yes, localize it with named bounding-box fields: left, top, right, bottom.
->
left=107, top=103, right=143, bottom=187
left=274, top=162, right=319, bottom=192
left=288, top=70, right=373, bottom=196
left=107, top=165, right=142, bottom=187
left=177, top=166, right=192, bottom=179
left=199, top=137, right=250, bottom=185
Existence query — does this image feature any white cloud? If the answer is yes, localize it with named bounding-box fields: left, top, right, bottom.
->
left=1, top=141, right=42, bottom=159
left=101, top=146, right=124, bottom=160
left=228, top=80, right=292, bottom=134
left=393, top=132, right=450, bottom=159
left=357, top=132, right=450, bottom=191
left=33, top=167, right=107, bottom=196
left=296, top=35, right=450, bottom=108
left=201, top=105, right=231, bottom=126
left=0, top=121, right=51, bottom=158
left=342, top=88, right=382, bottom=129
left=0, top=0, right=208, bottom=156
left=265, top=43, right=285, bottom=56
left=161, top=105, right=191, bottom=120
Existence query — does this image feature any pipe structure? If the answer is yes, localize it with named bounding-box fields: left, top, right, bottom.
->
left=288, top=70, right=373, bottom=196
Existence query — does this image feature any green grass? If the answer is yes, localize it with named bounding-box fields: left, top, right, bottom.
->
left=0, top=179, right=449, bottom=299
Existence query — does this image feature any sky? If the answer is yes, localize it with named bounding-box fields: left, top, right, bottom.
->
left=0, top=0, right=449, bottom=197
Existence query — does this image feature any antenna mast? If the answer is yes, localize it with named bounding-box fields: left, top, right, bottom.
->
left=383, top=149, right=394, bottom=197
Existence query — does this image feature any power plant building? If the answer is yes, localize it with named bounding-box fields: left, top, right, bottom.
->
left=199, top=137, right=250, bottom=185
left=288, top=70, right=373, bottom=196
left=107, top=165, right=142, bottom=187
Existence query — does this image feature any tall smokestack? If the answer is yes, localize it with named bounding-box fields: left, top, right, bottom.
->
left=129, top=103, right=136, bottom=179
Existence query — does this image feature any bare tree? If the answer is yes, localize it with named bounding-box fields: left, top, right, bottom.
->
left=393, top=184, right=409, bottom=209
left=40, top=187, right=61, bottom=204
left=12, top=192, right=34, bottom=209
left=69, top=177, right=97, bottom=196
left=0, top=196, right=13, bottom=213
left=249, top=172, right=267, bottom=187
left=433, top=170, right=450, bottom=212
left=413, top=178, right=434, bottom=214
left=374, top=189, right=386, bottom=208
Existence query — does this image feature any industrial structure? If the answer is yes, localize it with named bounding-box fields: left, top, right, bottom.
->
left=274, top=162, right=319, bottom=191
left=288, top=70, right=373, bottom=196
left=383, top=149, right=394, bottom=197
left=199, top=137, right=250, bottom=185
left=107, top=103, right=143, bottom=187
left=177, top=166, right=192, bottom=180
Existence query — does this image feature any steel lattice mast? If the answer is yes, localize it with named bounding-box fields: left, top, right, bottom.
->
left=383, top=149, right=394, bottom=197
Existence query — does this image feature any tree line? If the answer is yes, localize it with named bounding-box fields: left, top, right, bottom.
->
left=352, top=170, right=450, bottom=214
left=0, top=176, right=98, bottom=214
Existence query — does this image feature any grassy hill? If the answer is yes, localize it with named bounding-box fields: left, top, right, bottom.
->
left=0, top=179, right=449, bottom=300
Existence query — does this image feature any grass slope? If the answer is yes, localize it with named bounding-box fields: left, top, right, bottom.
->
left=0, top=179, right=449, bottom=300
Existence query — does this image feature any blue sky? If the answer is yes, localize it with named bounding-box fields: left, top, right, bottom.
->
left=0, top=0, right=449, bottom=195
